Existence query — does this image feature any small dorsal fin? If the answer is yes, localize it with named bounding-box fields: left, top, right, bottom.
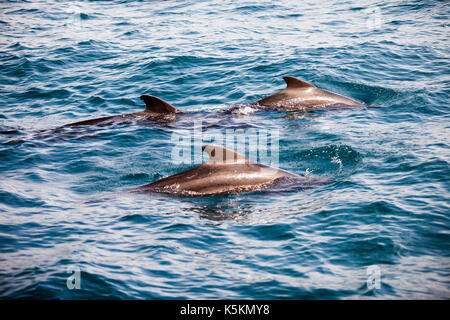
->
left=140, top=95, right=179, bottom=113
left=283, top=76, right=315, bottom=89
left=202, top=144, right=250, bottom=164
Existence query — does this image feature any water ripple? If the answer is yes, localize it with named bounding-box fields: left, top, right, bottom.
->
left=0, top=0, right=448, bottom=299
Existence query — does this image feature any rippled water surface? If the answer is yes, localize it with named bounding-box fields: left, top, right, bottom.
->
left=0, top=0, right=449, bottom=299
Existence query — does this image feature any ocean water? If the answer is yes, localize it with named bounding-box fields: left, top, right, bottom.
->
left=0, top=0, right=449, bottom=299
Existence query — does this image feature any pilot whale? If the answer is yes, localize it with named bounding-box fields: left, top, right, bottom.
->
left=253, top=76, right=362, bottom=111
left=63, top=95, right=181, bottom=127
left=133, top=144, right=329, bottom=196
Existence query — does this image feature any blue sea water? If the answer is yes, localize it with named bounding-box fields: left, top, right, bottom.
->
left=0, top=0, right=449, bottom=299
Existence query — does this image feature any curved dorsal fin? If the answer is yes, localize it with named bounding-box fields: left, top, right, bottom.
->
left=202, top=144, right=250, bottom=164
left=140, top=95, right=179, bottom=113
left=283, top=76, right=315, bottom=89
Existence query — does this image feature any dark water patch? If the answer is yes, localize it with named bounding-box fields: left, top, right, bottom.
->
left=0, top=56, right=32, bottom=79
left=86, top=95, right=107, bottom=106
left=10, top=87, right=72, bottom=101
left=118, top=213, right=152, bottom=224
left=238, top=223, right=295, bottom=241
left=79, top=13, right=90, bottom=20
left=120, top=173, right=150, bottom=181
left=121, top=30, right=140, bottom=37
left=376, top=159, right=450, bottom=183
left=234, top=4, right=278, bottom=13
left=331, top=235, right=400, bottom=267
left=0, top=233, right=21, bottom=253
left=160, top=222, right=194, bottom=233
left=4, top=8, right=41, bottom=15
left=0, top=128, right=20, bottom=135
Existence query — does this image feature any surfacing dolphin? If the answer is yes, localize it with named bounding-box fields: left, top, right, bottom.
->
left=253, top=76, right=362, bottom=111
left=63, top=95, right=181, bottom=127
left=133, top=144, right=330, bottom=196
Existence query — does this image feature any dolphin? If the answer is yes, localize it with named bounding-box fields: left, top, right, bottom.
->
left=133, top=144, right=329, bottom=196
left=253, top=76, right=362, bottom=111
left=63, top=95, right=181, bottom=127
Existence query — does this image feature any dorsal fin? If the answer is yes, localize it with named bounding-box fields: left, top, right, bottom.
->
left=140, top=95, right=179, bottom=113
left=283, top=76, right=315, bottom=89
left=202, top=144, right=250, bottom=164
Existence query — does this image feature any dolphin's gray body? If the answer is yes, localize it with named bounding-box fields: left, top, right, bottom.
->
left=63, top=95, right=180, bottom=127
left=134, top=144, right=329, bottom=196
left=254, top=76, right=361, bottom=111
